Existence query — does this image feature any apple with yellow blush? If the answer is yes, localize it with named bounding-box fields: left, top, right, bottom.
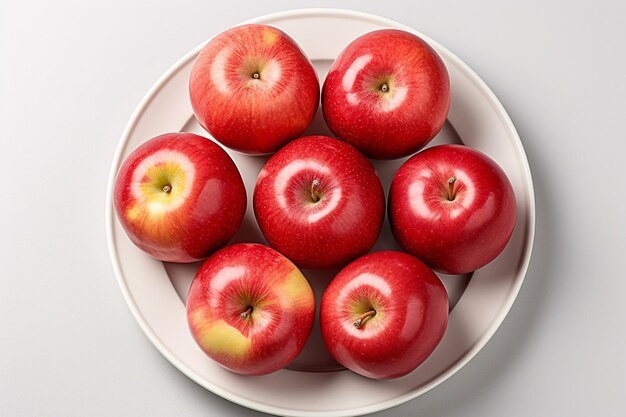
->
left=186, top=243, right=315, bottom=375
left=113, top=132, right=246, bottom=263
left=189, top=24, right=320, bottom=154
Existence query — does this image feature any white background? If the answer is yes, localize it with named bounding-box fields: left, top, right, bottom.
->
left=1, top=1, right=625, bottom=416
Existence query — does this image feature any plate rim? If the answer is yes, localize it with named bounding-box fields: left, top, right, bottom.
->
left=105, top=7, right=536, bottom=416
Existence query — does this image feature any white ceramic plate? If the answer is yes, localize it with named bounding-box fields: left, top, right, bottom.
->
left=106, top=8, right=535, bottom=416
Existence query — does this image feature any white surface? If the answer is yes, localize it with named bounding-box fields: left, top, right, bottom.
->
left=106, top=10, right=534, bottom=416
left=1, top=1, right=625, bottom=416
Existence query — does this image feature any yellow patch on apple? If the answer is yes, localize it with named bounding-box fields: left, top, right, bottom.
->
left=281, top=269, right=314, bottom=304
left=140, top=162, right=187, bottom=202
left=128, top=160, right=192, bottom=223
left=262, top=28, right=279, bottom=45
left=126, top=205, right=141, bottom=221
left=199, top=320, right=251, bottom=359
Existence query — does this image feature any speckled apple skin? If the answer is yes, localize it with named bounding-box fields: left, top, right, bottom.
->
left=389, top=144, right=516, bottom=274
left=322, top=29, right=450, bottom=160
left=187, top=243, right=315, bottom=375
left=320, top=251, right=449, bottom=379
left=189, top=24, right=320, bottom=154
left=253, top=135, right=385, bottom=269
left=114, top=133, right=247, bottom=263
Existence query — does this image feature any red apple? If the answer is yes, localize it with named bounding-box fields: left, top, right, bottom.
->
left=253, top=135, right=385, bottom=269
left=389, top=144, right=516, bottom=274
left=322, top=29, right=450, bottom=160
left=186, top=243, right=315, bottom=375
left=320, top=251, right=448, bottom=379
left=113, top=133, right=246, bottom=263
left=189, top=24, right=320, bottom=154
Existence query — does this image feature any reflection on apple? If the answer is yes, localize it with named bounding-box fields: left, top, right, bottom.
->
left=320, top=251, right=449, bottom=379
left=189, top=24, right=320, bottom=154
left=113, top=133, right=246, bottom=263
left=253, top=135, right=385, bottom=269
left=389, top=144, right=516, bottom=274
left=187, top=243, right=315, bottom=376
left=322, top=29, right=450, bottom=160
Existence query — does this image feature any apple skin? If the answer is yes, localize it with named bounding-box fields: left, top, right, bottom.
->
left=253, top=135, right=385, bottom=270
left=113, top=133, right=246, bottom=263
left=186, top=243, right=316, bottom=376
left=189, top=24, right=320, bottom=154
left=389, top=144, right=517, bottom=274
left=322, top=29, right=450, bottom=160
left=320, top=251, right=448, bottom=379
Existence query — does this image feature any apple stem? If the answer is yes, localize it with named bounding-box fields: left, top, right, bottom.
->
left=162, top=185, right=172, bottom=194
left=240, top=306, right=253, bottom=319
left=252, top=72, right=260, bottom=79
left=310, top=179, right=321, bottom=203
left=353, top=309, right=376, bottom=328
left=447, top=177, right=457, bottom=201
left=380, top=83, right=389, bottom=92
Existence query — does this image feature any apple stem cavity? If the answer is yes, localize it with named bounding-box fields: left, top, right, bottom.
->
left=240, top=306, right=253, bottom=319
left=353, top=309, right=376, bottom=328
left=380, top=83, right=389, bottom=93
left=252, top=72, right=260, bottom=79
left=162, top=185, right=172, bottom=194
left=310, top=178, right=321, bottom=203
left=447, top=177, right=457, bottom=201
